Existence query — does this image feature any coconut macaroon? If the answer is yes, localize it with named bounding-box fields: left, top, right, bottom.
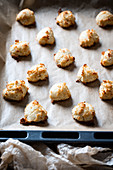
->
left=3, top=80, right=28, bottom=101
left=76, top=64, right=98, bottom=84
left=16, top=8, right=35, bottom=26
left=99, top=80, right=113, bottom=100
left=101, top=49, right=113, bottom=67
left=20, top=100, right=48, bottom=124
left=36, top=27, right=55, bottom=45
left=72, top=102, right=95, bottom=122
left=56, top=10, right=75, bottom=28
left=10, top=40, right=30, bottom=58
left=54, top=48, right=75, bottom=68
left=96, top=11, right=113, bottom=27
left=27, top=63, right=48, bottom=82
left=79, top=29, right=99, bottom=48
left=49, top=82, right=71, bottom=103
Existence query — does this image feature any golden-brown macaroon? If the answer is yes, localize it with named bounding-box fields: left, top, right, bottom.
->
left=27, top=63, right=48, bottom=82
left=101, top=49, right=113, bottom=66
left=36, top=27, right=55, bottom=45
left=96, top=11, right=113, bottom=27
left=99, top=80, right=113, bottom=100
left=76, top=64, right=98, bottom=84
left=56, top=10, right=75, bottom=28
left=20, top=100, right=48, bottom=124
left=49, top=82, right=71, bottom=103
left=16, top=8, right=35, bottom=26
left=72, top=102, right=95, bottom=122
left=10, top=40, right=30, bottom=58
left=54, top=48, right=75, bottom=68
left=3, top=80, right=28, bottom=101
left=79, top=29, right=99, bottom=47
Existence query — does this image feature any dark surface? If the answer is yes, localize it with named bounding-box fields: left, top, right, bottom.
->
left=0, top=130, right=113, bottom=144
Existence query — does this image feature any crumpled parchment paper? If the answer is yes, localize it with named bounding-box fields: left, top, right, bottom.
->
left=0, top=139, right=113, bottom=170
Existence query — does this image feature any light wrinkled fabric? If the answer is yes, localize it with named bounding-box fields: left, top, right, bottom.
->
left=57, top=144, right=111, bottom=165
left=0, top=139, right=113, bottom=170
left=0, top=139, right=47, bottom=170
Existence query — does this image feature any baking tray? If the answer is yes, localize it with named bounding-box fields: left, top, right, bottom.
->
left=0, top=130, right=113, bottom=143
left=0, top=0, right=113, bottom=143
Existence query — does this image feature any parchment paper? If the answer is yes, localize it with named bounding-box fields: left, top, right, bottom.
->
left=1, top=0, right=113, bottom=130
left=1, top=138, right=113, bottom=169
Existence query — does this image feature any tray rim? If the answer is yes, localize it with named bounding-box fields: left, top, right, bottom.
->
left=0, top=130, right=113, bottom=143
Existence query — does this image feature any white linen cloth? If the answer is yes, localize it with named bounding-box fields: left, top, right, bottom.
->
left=0, top=139, right=113, bottom=170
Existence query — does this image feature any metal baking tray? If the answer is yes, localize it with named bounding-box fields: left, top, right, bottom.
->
left=1, top=0, right=113, bottom=143
left=0, top=130, right=113, bottom=143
